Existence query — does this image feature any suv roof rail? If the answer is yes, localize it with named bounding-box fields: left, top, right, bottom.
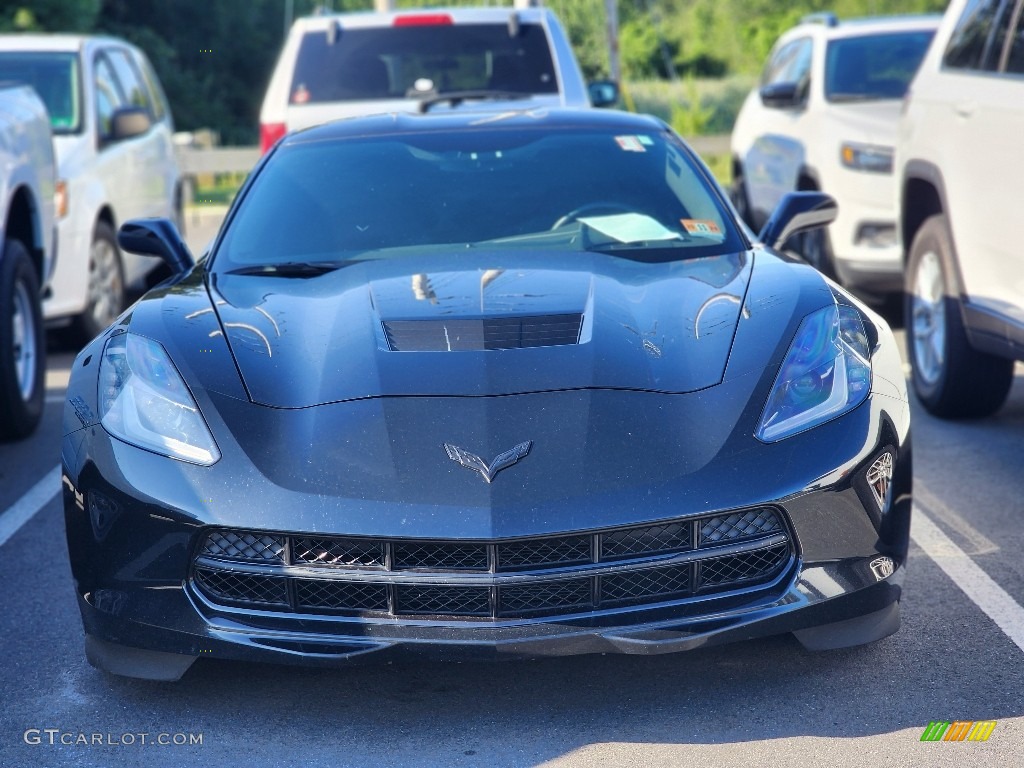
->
left=801, top=12, right=839, bottom=27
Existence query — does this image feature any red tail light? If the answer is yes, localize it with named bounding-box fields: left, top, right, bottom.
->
left=393, top=14, right=453, bottom=26
left=260, top=122, right=287, bottom=154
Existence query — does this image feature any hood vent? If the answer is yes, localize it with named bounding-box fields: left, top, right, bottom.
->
left=383, top=314, right=583, bottom=352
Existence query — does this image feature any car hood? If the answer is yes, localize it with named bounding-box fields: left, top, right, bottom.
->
left=208, top=249, right=752, bottom=408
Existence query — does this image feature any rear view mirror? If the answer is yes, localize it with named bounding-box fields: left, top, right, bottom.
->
left=118, top=218, right=195, bottom=277
left=759, top=191, right=837, bottom=251
left=109, top=107, right=152, bottom=141
left=588, top=80, right=619, bottom=108
left=759, top=82, right=803, bottom=109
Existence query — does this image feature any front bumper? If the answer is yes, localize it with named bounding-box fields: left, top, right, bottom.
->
left=63, top=420, right=910, bottom=679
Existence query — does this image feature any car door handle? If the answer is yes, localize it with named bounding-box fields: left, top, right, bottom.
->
left=954, top=101, right=976, bottom=118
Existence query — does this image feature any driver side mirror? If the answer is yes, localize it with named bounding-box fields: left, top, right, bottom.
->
left=588, top=80, right=619, bottom=108
left=118, top=218, right=195, bottom=277
left=759, top=81, right=805, bottom=109
left=759, top=191, right=837, bottom=251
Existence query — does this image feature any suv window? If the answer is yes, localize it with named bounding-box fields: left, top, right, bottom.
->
left=999, top=1, right=1024, bottom=72
left=761, top=37, right=813, bottom=88
left=290, top=23, right=559, bottom=103
left=94, top=54, right=126, bottom=138
left=825, top=31, right=935, bottom=101
left=136, top=56, right=168, bottom=121
left=0, top=52, right=81, bottom=133
left=943, top=0, right=1016, bottom=70
left=107, top=48, right=151, bottom=112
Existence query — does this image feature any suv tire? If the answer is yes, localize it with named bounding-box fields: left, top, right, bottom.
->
left=73, top=220, right=124, bottom=345
left=905, top=214, right=1013, bottom=418
left=0, top=238, right=45, bottom=440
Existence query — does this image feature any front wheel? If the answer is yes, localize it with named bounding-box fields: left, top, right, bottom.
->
left=0, top=238, right=45, bottom=440
left=72, top=220, right=125, bottom=345
left=904, top=214, right=1013, bottom=418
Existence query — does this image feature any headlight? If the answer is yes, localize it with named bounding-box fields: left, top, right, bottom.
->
left=99, top=333, right=220, bottom=465
left=756, top=303, right=871, bottom=442
left=839, top=142, right=893, bottom=174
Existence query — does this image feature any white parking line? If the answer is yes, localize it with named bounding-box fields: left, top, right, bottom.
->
left=912, top=505, right=1024, bottom=654
left=0, top=465, right=61, bottom=549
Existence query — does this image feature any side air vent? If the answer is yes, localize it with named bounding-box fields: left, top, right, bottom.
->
left=383, top=314, right=583, bottom=351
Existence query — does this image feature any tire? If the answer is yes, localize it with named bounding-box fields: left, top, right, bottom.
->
left=729, top=171, right=755, bottom=230
left=0, top=238, right=45, bottom=440
left=71, top=220, right=125, bottom=345
left=904, top=214, right=1013, bottom=418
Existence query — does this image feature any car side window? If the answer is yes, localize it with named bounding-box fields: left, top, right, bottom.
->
left=943, top=0, right=1016, bottom=71
left=761, top=37, right=813, bottom=88
left=94, top=53, right=126, bottom=139
left=136, top=55, right=168, bottom=122
left=998, top=0, right=1024, bottom=72
left=107, top=48, right=151, bottom=113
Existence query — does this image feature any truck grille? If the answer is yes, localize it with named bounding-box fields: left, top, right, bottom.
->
left=192, top=507, right=793, bottom=620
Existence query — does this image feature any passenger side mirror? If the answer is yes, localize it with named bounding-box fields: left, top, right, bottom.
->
left=110, top=107, right=152, bottom=141
left=588, top=80, right=619, bottom=108
left=118, top=218, right=195, bottom=277
left=759, top=191, right=837, bottom=251
left=759, top=82, right=804, bottom=109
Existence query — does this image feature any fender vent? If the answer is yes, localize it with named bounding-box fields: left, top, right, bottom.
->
left=383, top=314, right=583, bottom=351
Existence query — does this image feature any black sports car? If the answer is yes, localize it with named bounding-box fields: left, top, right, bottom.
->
left=61, top=109, right=910, bottom=681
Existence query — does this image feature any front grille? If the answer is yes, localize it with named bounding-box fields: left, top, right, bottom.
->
left=383, top=314, right=583, bottom=352
left=192, top=507, right=793, bottom=620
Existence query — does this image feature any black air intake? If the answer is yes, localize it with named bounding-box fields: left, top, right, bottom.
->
left=383, top=314, right=583, bottom=351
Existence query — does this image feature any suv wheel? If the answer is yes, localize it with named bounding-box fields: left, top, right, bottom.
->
left=73, top=220, right=125, bottom=344
left=0, top=238, right=45, bottom=440
left=729, top=170, right=754, bottom=229
left=905, top=214, right=1013, bottom=418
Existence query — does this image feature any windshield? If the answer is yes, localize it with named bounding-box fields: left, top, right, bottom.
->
left=290, top=23, right=559, bottom=103
left=0, top=52, right=81, bottom=133
left=825, top=30, right=934, bottom=102
left=214, top=124, right=743, bottom=270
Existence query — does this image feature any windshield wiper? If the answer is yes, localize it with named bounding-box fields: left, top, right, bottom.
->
left=416, top=90, right=531, bottom=113
left=223, top=260, right=352, bottom=277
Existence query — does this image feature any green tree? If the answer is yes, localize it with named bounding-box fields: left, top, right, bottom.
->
left=0, top=0, right=99, bottom=31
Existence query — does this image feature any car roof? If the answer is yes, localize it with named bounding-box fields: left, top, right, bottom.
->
left=292, top=6, right=553, bottom=31
left=0, top=34, right=134, bottom=54
left=784, top=14, right=942, bottom=42
left=281, top=108, right=669, bottom=146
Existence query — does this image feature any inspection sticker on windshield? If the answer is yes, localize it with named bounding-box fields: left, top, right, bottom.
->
left=681, top=219, right=721, bottom=235
left=615, top=136, right=646, bottom=152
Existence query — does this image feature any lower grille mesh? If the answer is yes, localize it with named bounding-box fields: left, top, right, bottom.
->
left=193, top=508, right=793, bottom=620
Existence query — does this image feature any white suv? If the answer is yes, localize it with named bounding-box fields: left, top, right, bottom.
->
left=730, top=13, right=938, bottom=297
left=897, top=0, right=1024, bottom=419
left=0, top=35, right=181, bottom=342
left=259, top=7, right=616, bottom=153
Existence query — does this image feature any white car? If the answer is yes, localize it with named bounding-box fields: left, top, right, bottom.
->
left=730, top=13, right=938, bottom=297
left=0, top=35, right=181, bottom=342
left=0, top=83, right=55, bottom=439
left=897, top=0, right=1024, bottom=419
left=259, top=6, right=617, bottom=153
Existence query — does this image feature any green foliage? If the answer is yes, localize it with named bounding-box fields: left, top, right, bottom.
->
left=669, top=75, right=712, bottom=135
left=629, top=75, right=756, bottom=135
left=0, top=0, right=99, bottom=31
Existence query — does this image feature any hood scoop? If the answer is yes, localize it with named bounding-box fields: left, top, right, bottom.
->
left=383, top=314, right=583, bottom=352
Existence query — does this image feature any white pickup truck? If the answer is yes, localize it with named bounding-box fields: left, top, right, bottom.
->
left=0, top=83, right=55, bottom=440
